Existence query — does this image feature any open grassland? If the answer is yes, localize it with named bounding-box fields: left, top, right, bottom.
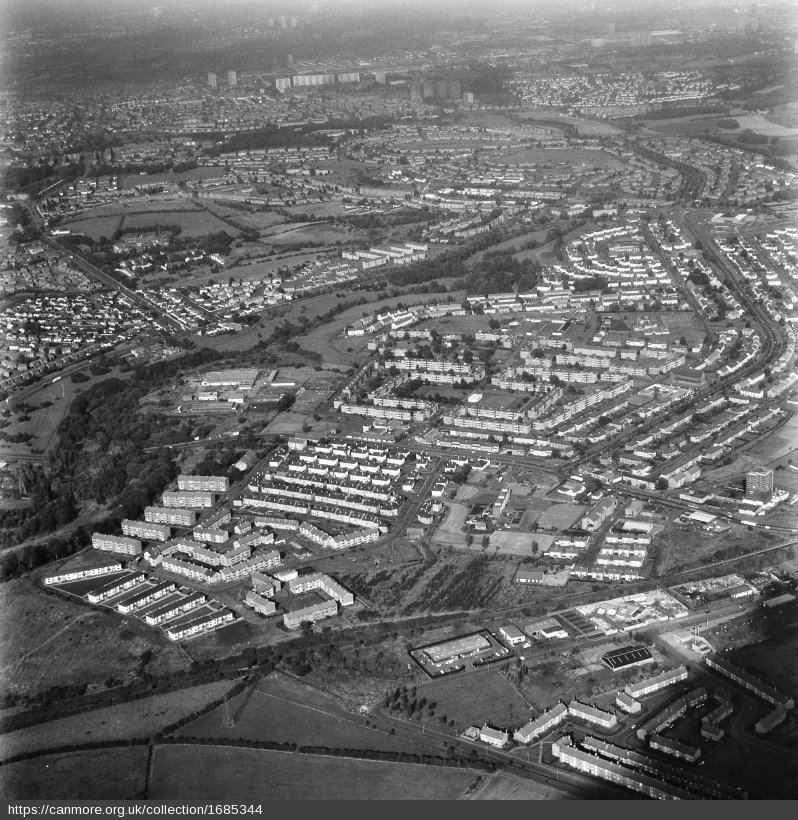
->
left=119, top=168, right=225, bottom=188
left=0, top=745, right=149, bottom=799
left=0, top=679, right=236, bottom=762
left=122, top=208, right=237, bottom=238
left=466, top=771, right=569, bottom=800
left=415, top=669, right=532, bottom=731
left=176, top=673, right=422, bottom=753
left=0, top=577, right=189, bottom=700
left=149, top=744, right=480, bottom=800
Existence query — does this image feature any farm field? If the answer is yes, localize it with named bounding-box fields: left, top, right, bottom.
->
left=148, top=744, right=481, bottom=800
left=176, top=672, right=424, bottom=754
left=0, top=745, right=149, bottom=799
left=0, top=679, right=237, bottom=761
left=0, top=577, right=189, bottom=700
left=415, top=669, right=532, bottom=732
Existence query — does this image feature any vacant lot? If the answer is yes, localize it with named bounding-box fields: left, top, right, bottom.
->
left=177, top=674, right=421, bottom=754
left=0, top=745, right=149, bottom=799
left=416, top=669, right=531, bottom=732
left=0, top=679, right=236, bottom=761
left=149, top=744, right=480, bottom=800
left=0, top=577, right=189, bottom=700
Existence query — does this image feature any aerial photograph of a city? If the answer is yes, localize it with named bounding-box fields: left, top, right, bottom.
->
left=0, top=0, right=796, bottom=805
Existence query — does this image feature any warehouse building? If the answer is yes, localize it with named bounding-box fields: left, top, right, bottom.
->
left=498, top=625, right=526, bottom=646
left=568, top=700, right=618, bottom=730
left=625, top=665, right=688, bottom=698
left=122, top=519, right=171, bottom=542
left=423, top=633, right=491, bottom=664
left=91, top=533, right=143, bottom=557
left=513, top=703, right=568, bottom=744
left=523, top=617, right=569, bottom=640
left=602, top=645, right=654, bottom=672
left=44, top=562, right=124, bottom=586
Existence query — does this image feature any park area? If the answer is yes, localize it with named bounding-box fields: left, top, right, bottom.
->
left=148, top=744, right=482, bottom=800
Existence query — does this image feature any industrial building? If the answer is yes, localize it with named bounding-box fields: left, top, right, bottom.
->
left=423, top=633, right=491, bottom=664
left=602, top=645, right=654, bottom=671
left=91, top=533, right=143, bottom=556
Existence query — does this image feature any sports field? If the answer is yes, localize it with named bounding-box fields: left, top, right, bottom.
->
left=148, top=744, right=480, bottom=800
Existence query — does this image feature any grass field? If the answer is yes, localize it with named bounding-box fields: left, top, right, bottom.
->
left=729, top=624, right=798, bottom=695
left=0, top=746, right=149, bottom=799
left=176, top=672, right=423, bottom=754
left=0, top=577, right=189, bottom=700
left=122, top=209, right=237, bottom=239
left=149, top=744, right=481, bottom=800
left=466, top=771, right=569, bottom=800
left=415, top=669, right=532, bottom=732
left=0, top=679, right=236, bottom=762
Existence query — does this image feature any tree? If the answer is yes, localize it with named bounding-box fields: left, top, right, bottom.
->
left=655, top=477, right=668, bottom=491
